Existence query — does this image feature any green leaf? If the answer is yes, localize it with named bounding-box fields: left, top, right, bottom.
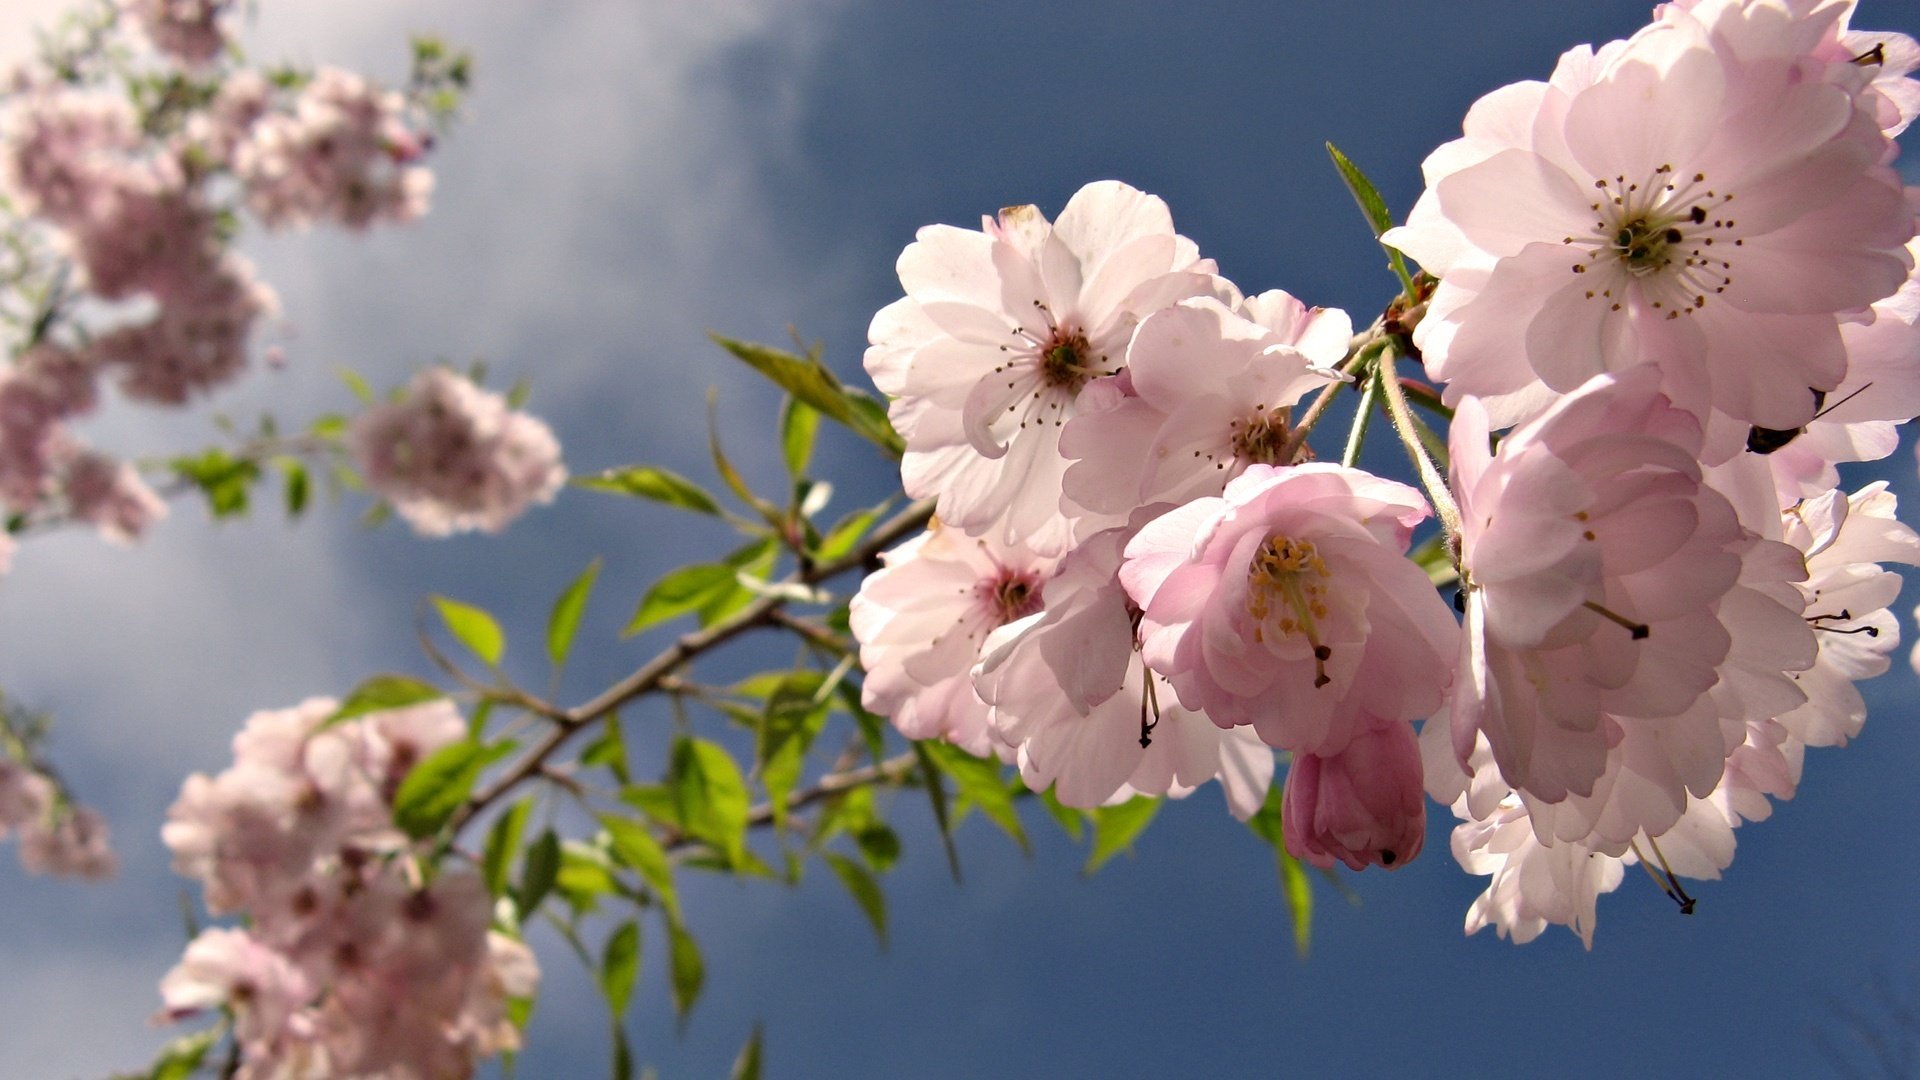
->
left=547, top=557, right=602, bottom=667
left=623, top=563, right=739, bottom=636
left=854, top=823, right=901, bottom=873
left=1325, top=141, right=1416, bottom=293
left=337, top=366, right=376, bottom=404
left=432, top=595, right=505, bottom=667
left=482, top=796, right=533, bottom=898
left=391, top=739, right=515, bottom=840
left=601, top=814, right=678, bottom=917
left=1084, top=796, right=1160, bottom=874
left=517, top=828, right=561, bottom=916
left=1246, top=782, right=1312, bottom=956
left=281, top=458, right=309, bottom=516
left=924, top=742, right=1027, bottom=853
left=759, top=671, right=831, bottom=829
left=557, top=841, right=621, bottom=912
left=612, top=1025, right=633, bottom=1080
left=147, top=1028, right=218, bottom=1080
left=779, top=397, right=818, bottom=478
left=815, top=502, right=886, bottom=563
left=326, top=674, right=444, bottom=727
left=710, top=335, right=905, bottom=457
left=669, top=738, right=751, bottom=867
left=695, top=538, right=780, bottom=629
left=171, top=448, right=260, bottom=518
left=912, top=742, right=964, bottom=883
left=1278, top=847, right=1314, bottom=958
left=730, top=1024, right=765, bottom=1080
left=575, top=466, right=721, bottom=516
left=1038, top=788, right=1087, bottom=842
left=599, top=920, right=641, bottom=1016
left=824, top=851, right=887, bottom=948
left=666, top=913, right=705, bottom=1020
left=581, top=715, right=630, bottom=784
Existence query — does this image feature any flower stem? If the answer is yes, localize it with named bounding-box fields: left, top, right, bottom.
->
left=1341, top=372, right=1379, bottom=468
left=1376, top=349, right=1460, bottom=541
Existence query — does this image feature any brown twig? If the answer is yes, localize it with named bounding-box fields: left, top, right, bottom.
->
left=447, top=497, right=934, bottom=835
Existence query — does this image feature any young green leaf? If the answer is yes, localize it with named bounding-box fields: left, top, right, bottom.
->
left=1278, top=847, right=1314, bottom=958
left=147, top=1028, right=218, bottom=1080
left=431, top=595, right=505, bottom=667
left=729, top=1025, right=765, bottom=1080
left=337, top=366, right=376, bottom=403
left=483, top=797, right=534, bottom=898
left=391, top=739, right=516, bottom=840
left=547, top=557, right=602, bottom=667
left=281, top=458, right=309, bottom=516
left=1325, top=141, right=1417, bottom=293
left=574, top=466, right=721, bottom=516
left=666, top=913, right=705, bottom=1020
left=912, top=742, right=964, bottom=883
left=517, top=828, right=561, bottom=917
left=710, top=334, right=904, bottom=457
left=325, top=674, right=444, bottom=727
left=581, top=715, right=630, bottom=784
left=624, top=563, right=739, bottom=637
left=924, top=742, right=1027, bottom=853
left=823, top=851, right=887, bottom=949
left=1084, top=796, right=1160, bottom=874
left=600, top=814, right=678, bottom=918
left=779, top=396, right=819, bottom=478
left=599, top=920, right=641, bottom=1016
left=669, top=738, right=751, bottom=867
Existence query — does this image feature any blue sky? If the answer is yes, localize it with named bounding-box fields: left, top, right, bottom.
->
left=1, top=1, right=1918, bottom=1077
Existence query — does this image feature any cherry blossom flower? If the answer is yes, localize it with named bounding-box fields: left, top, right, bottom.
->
left=1442, top=369, right=1826, bottom=855
left=1059, top=293, right=1348, bottom=532
left=119, top=0, right=233, bottom=67
left=349, top=366, right=566, bottom=537
left=974, top=528, right=1274, bottom=818
left=1120, top=464, right=1457, bottom=757
left=865, top=180, right=1227, bottom=553
left=850, top=524, right=1061, bottom=759
left=235, top=67, right=433, bottom=231
left=93, top=254, right=279, bottom=405
left=1283, top=718, right=1426, bottom=871
left=161, top=698, right=534, bottom=1077
left=1776, top=482, right=1920, bottom=747
left=0, top=87, right=143, bottom=226
left=1384, top=2, right=1915, bottom=440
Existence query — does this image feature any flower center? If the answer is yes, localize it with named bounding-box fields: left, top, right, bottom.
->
left=978, top=570, right=1045, bottom=624
left=1229, top=407, right=1291, bottom=466
left=1562, top=166, right=1741, bottom=322
left=1038, top=329, right=1096, bottom=392
left=1246, top=534, right=1335, bottom=686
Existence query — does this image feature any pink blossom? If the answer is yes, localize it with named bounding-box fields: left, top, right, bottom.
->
left=349, top=366, right=567, bottom=537
left=1448, top=370, right=1759, bottom=803
left=161, top=698, right=534, bottom=1077
left=865, top=180, right=1227, bottom=553
left=849, top=525, right=1060, bottom=759
left=1120, top=464, right=1457, bottom=757
left=1776, top=483, right=1920, bottom=747
left=1058, top=293, right=1348, bottom=533
left=18, top=804, right=116, bottom=879
left=1283, top=719, right=1425, bottom=871
left=118, top=0, right=232, bottom=67
left=974, top=528, right=1274, bottom=818
left=61, top=448, right=166, bottom=544
left=0, top=87, right=143, bottom=226
left=93, top=254, right=278, bottom=405
left=234, top=68, right=433, bottom=231
left=1384, top=3, right=1915, bottom=440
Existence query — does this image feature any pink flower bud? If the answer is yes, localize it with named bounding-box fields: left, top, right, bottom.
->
left=1283, top=719, right=1426, bottom=872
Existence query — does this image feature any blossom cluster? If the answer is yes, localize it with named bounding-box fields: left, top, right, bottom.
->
left=854, top=0, right=1920, bottom=944
left=0, top=757, right=115, bottom=880
left=160, top=698, right=536, bottom=1079
left=0, top=4, right=442, bottom=554
left=349, top=366, right=567, bottom=537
